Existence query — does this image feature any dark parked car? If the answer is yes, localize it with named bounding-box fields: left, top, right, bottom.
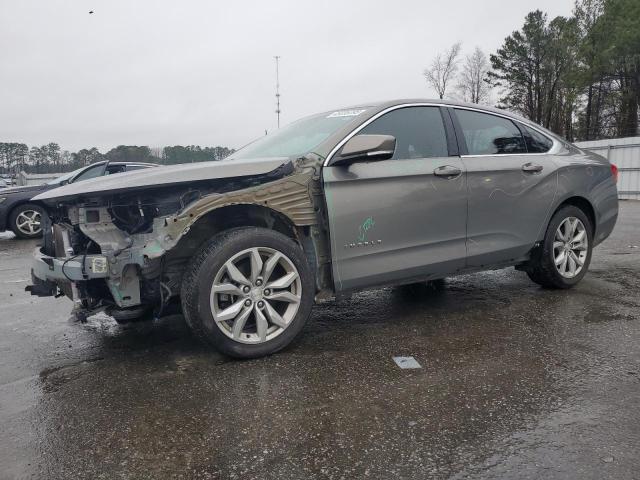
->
left=0, top=161, right=157, bottom=239
left=28, top=100, right=618, bottom=358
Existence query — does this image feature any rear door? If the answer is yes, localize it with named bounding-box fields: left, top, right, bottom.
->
left=451, top=108, right=558, bottom=267
left=323, top=106, right=468, bottom=292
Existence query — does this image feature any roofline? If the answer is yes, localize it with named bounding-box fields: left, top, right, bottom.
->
left=367, top=99, right=542, bottom=127
left=90, top=161, right=159, bottom=166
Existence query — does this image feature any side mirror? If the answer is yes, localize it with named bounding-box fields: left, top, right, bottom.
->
left=329, top=134, right=396, bottom=166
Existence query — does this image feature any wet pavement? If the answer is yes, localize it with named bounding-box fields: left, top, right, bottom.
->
left=1, top=202, right=639, bottom=480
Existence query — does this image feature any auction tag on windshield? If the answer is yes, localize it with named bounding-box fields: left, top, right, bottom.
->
left=327, top=109, right=366, bottom=118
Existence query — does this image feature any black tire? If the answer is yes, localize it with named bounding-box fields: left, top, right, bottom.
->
left=181, top=227, right=314, bottom=358
left=9, top=203, right=45, bottom=239
left=526, top=205, right=593, bottom=289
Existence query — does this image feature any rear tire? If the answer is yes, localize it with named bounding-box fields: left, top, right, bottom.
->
left=9, top=203, right=44, bottom=239
left=181, top=227, right=314, bottom=358
left=526, top=205, right=593, bottom=289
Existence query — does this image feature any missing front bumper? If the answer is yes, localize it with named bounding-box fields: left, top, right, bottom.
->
left=29, top=247, right=142, bottom=308
left=30, top=247, right=110, bottom=283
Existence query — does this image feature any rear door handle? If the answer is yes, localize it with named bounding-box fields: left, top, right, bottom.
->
left=522, top=162, right=543, bottom=173
left=434, top=165, right=462, bottom=179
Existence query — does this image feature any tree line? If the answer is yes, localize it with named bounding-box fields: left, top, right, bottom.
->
left=0, top=143, right=235, bottom=175
left=423, top=0, right=639, bottom=141
left=2, top=0, right=636, bottom=175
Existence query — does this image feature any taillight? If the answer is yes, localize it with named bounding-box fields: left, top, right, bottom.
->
left=611, top=163, right=619, bottom=183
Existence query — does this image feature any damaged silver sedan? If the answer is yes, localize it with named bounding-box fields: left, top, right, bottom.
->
left=27, top=100, right=619, bottom=358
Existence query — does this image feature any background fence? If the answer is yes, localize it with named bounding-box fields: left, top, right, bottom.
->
left=575, top=136, right=640, bottom=200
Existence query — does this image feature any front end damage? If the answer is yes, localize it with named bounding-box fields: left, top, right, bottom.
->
left=27, top=157, right=333, bottom=321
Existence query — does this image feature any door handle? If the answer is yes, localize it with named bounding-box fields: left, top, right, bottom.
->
left=433, top=165, right=462, bottom=179
left=522, top=162, right=543, bottom=173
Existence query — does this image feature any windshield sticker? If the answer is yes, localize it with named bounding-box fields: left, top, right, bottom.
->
left=327, top=109, right=366, bottom=118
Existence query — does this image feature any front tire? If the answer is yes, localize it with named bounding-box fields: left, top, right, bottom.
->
left=181, top=227, right=314, bottom=358
left=526, top=205, right=593, bottom=289
left=9, top=203, right=44, bottom=239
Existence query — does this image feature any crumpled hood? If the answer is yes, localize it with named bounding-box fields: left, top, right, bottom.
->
left=33, top=157, right=290, bottom=202
left=0, top=184, right=49, bottom=196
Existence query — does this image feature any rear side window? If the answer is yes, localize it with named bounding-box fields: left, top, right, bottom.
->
left=359, top=106, right=448, bottom=159
left=520, top=125, right=553, bottom=153
left=455, top=109, right=526, bottom=155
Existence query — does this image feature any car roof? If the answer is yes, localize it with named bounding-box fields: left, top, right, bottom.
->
left=346, top=98, right=539, bottom=127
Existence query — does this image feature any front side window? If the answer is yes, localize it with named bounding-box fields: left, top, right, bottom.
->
left=358, top=106, right=448, bottom=159
left=456, top=109, right=526, bottom=155
left=520, top=124, right=553, bottom=153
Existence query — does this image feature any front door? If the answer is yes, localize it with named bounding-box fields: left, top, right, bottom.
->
left=322, top=106, right=468, bottom=292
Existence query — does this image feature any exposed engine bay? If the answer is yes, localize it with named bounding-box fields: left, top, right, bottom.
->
left=29, top=157, right=333, bottom=322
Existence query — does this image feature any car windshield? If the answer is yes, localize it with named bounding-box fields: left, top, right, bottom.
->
left=45, top=166, right=90, bottom=185
left=230, top=108, right=370, bottom=160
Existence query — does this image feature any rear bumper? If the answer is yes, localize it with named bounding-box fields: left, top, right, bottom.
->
left=594, top=190, right=619, bottom=247
left=595, top=208, right=618, bottom=246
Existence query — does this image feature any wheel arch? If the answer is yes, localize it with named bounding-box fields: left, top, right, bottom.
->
left=164, top=203, right=323, bottom=292
left=551, top=196, right=597, bottom=235
left=184, top=203, right=302, bottom=243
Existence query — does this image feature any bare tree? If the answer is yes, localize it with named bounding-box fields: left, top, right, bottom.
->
left=423, top=42, right=462, bottom=99
left=457, top=47, right=492, bottom=104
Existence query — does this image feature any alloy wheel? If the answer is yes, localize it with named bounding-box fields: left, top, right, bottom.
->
left=553, top=217, right=588, bottom=278
left=209, top=247, right=302, bottom=344
left=15, top=209, right=42, bottom=236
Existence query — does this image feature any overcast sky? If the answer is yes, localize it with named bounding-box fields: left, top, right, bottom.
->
left=0, top=0, right=574, bottom=152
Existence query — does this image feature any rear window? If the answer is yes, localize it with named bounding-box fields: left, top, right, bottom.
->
left=520, top=125, right=553, bottom=153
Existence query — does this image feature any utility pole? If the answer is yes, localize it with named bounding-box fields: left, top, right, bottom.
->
left=274, top=55, right=281, bottom=128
